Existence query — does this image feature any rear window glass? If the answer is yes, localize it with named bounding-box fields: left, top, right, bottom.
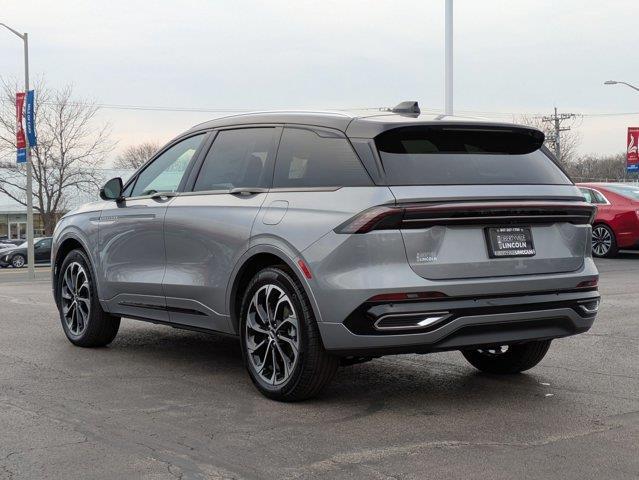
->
left=375, top=126, right=571, bottom=185
left=273, top=128, right=372, bottom=188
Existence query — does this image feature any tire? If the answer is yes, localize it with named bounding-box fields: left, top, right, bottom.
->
left=11, top=254, right=26, bottom=268
left=56, top=249, right=120, bottom=347
left=592, top=224, right=618, bottom=258
left=239, top=266, right=338, bottom=401
left=461, top=340, right=552, bottom=374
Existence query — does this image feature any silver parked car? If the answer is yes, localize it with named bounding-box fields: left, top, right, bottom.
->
left=52, top=103, right=600, bottom=401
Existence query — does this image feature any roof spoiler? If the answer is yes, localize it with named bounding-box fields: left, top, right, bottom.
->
left=391, top=101, right=420, bottom=115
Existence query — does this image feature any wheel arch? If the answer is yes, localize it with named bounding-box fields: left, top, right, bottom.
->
left=226, top=245, right=320, bottom=335
left=53, top=233, right=95, bottom=307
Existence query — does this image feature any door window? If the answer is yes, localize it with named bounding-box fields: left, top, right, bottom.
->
left=131, top=134, right=205, bottom=197
left=273, top=128, right=372, bottom=188
left=193, top=128, right=278, bottom=191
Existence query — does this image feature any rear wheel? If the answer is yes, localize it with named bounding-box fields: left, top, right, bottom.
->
left=592, top=224, right=618, bottom=258
left=239, top=266, right=338, bottom=401
left=461, top=340, right=552, bottom=374
left=57, top=249, right=120, bottom=347
left=11, top=254, right=25, bottom=268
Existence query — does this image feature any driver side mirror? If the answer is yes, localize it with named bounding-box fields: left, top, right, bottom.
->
left=100, top=177, right=124, bottom=201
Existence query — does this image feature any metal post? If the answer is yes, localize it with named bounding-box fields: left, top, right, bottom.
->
left=24, top=33, right=35, bottom=280
left=445, top=0, right=453, bottom=115
left=1, top=23, right=35, bottom=279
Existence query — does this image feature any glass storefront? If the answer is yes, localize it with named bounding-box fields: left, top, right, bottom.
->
left=0, top=213, right=46, bottom=240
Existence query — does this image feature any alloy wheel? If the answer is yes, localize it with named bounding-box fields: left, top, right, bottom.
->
left=61, top=261, right=91, bottom=336
left=592, top=226, right=612, bottom=257
left=12, top=255, right=25, bottom=268
left=245, top=284, right=300, bottom=386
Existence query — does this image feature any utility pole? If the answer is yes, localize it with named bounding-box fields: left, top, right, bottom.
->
left=541, top=107, right=576, bottom=162
left=1, top=23, right=35, bottom=280
left=445, top=0, right=454, bottom=115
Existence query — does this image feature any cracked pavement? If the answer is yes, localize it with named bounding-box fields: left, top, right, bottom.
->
left=0, top=254, right=638, bottom=479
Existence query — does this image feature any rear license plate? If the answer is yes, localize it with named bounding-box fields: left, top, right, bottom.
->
left=485, top=227, right=536, bottom=258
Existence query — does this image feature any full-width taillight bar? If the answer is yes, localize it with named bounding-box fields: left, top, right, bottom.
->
left=335, top=201, right=597, bottom=234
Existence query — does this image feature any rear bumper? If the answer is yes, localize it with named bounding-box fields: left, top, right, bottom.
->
left=318, top=289, right=599, bottom=356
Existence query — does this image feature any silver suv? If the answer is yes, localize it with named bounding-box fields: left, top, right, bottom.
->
left=52, top=103, right=600, bottom=401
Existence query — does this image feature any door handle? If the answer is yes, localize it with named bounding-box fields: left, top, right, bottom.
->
left=151, top=192, right=178, bottom=201
left=229, top=187, right=268, bottom=196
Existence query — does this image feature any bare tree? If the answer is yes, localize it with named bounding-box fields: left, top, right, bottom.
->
left=113, top=141, right=160, bottom=170
left=0, top=78, right=114, bottom=234
left=566, top=153, right=639, bottom=182
left=518, top=114, right=580, bottom=165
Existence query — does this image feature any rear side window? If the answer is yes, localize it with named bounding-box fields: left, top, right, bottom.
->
left=273, top=128, right=372, bottom=188
left=375, top=126, right=571, bottom=185
left=194, top=128, right=278, bottom=191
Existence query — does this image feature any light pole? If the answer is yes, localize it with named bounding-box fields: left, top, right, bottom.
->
left=1, top=22, right=35, bottom=280
left=445, top=0, right=454, bottom=115
left=604, top=80, right=639, bottom=92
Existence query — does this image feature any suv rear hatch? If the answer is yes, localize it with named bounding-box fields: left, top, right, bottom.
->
left=374, top=125, right=594, bottom=281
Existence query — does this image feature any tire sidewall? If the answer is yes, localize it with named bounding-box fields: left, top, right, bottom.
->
left=592, top=224, right=617, bottom=258
left=57, top=249, right=101, bottom=343
left=239, top=267, right=311, bottom=397
left=12, top=254, right=25, bottom=268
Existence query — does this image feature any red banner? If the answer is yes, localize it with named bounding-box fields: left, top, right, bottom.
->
left=16, top=92, right=26, bottom=149
left=628, top=127, right=639, bottom=172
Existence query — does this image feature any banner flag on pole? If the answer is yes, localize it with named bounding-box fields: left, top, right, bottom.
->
left=16, top=92, right=27, bottom=164
left=26, top=90, right=37, bottom=147
left=628, top=127, right=639, bottom=173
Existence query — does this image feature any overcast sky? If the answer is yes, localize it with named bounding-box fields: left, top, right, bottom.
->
left=2, top=0, right=638, bottom=163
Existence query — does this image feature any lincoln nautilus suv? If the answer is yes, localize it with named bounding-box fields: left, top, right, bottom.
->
left=51, top=102, right=600, bottom=401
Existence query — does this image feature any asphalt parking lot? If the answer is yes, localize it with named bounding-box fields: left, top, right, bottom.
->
left=0, top=256, right=638, bottom=480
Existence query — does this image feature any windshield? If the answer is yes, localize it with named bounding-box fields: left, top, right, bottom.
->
left=375, top=126, right=571, bottom=186
left=604, top=185, right=639, bottom=201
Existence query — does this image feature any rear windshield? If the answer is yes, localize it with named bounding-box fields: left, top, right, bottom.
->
left=603, top=185, right=639, bottom=201
left=375, top=126, right=571, bottom=185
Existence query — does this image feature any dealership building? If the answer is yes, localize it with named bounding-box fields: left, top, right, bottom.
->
left=0, top=169, right=132, bottom=241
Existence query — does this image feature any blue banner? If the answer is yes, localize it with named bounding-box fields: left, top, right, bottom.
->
left=17, top=148, right=26, bottom=163
left=25, top=90, right=36, bottom=147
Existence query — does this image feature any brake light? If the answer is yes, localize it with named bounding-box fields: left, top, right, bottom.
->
left=336, top=201, right=596, bottom=234
left=334, top=206, right=402, bottom=234
left=577, top=278, right=598, bottom=289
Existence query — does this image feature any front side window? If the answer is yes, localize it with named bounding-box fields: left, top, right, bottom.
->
left=375, top=126, right=571, bottom=186
left=37, top=238, right=52, bottom=249
left=131, top=134, right=205, bottom=196
left=273, top=128, right=372, bottom=188
left=193, top=128, right=278, bottom=191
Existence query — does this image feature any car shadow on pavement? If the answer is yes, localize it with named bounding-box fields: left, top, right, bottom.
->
left=101, top=323, right=545, bottom=408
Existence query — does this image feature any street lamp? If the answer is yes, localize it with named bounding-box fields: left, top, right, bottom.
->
left=604, top=80, right=639, bottom=92
left=1, top=22, right=35, bottom=280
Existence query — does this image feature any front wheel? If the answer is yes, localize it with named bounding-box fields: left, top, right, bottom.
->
left=239, top=266, right=338, bottom=401
left=461, top=340, right=552, bottom=374
left=57, top=249, right=121, bottom=347
left=11, top=254, right=26, bottom=268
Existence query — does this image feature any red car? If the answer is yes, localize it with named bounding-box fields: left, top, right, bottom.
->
left=577, top=183, right=639, bottom=257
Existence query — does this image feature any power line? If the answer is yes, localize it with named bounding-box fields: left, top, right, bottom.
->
left=35, top=100, right=639, bottom=118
